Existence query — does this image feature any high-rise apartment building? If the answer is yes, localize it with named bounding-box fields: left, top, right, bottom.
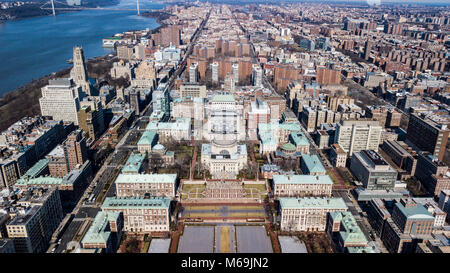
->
left=364, top=40, right=372, bottom=61
left=386, top=109, right=402, bottom=128
left=232, top=63, right=239, bottom=82
left=63, top=129, right=88, bottom=171
left=334, top=119, right=382, bottom=156
left=129, top=89, right=141, bottom=116
left=189, top=62, right=199, bottom=83
left=39, top=78, right=81, bottom=125
left=116, top=44, right=135, bottom=60
left=211, top=62, right=219, bottom=82
left=46, top=130, right=88, bottom=178
left=252, top=64, right=263, bottom=87
left=5, top=188, right=63, bottom=253
left=152, top=25, right=181, bottom=47
left=415, top=152, right=450, bottom=197
left=406, top=113, right=449, bottom=161
left=224, top=73, right=235, bottom=92
left=316, top=66, right=341, bottom=85
left=77, top=103, right=105, bottom=141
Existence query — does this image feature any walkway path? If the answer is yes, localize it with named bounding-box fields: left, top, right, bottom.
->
left=190, top=145, right=198, bottom=181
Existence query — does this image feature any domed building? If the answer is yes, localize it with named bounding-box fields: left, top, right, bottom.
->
left=281, top=143, right=297, bottom=156
left=151, top=143, right=174, bottom=165
left=152, top=144, right=166, bottom=155
left=201, top=137, right=247, bottom=179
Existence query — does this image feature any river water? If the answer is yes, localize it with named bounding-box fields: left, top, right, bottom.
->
left=0, top=0, right=164, bottom=96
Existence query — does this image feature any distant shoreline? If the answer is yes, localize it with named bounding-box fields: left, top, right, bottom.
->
left=0, top=7, right=164, bottom=131
left=0, top=54, right=116, bottom=131
left=0, top=0, right=120, bottom=23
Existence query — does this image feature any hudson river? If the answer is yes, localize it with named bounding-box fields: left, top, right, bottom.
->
left=0, top=0, right=163, bottom=96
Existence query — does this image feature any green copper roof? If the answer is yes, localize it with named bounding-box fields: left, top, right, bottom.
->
left=258, top=122, right=279, bottom=132
left=281, top=142, right=296, bottom=151
left=301, top=154, right=325, bottom=174
left=259, top=131, right=276, bottom=145
left=146, top=118, right=190, bottom=131
left=290, top=132, right=310, bottom=147
left=279, top=122, right=301, bottom=132
left=330, top=211, right=369, bottom=245
left=347, top=246, right=376, bottom=253
left=394, top=201, right=434, bottom=220
left=114, top=173, right=177, bottom=184
left=21, top=158, right=49, bottom=179
left=137, top=130, right=157, bottom=146
left=279, top=197, right=347, bottom=210
left=258, top=122, right=301, bottom=133
left=121, top=153, right=146, bottom=173
left=211, top=94, right=235, bottom=103
left=15, top=176, right=64, bottom=186
left=102, top=196, right=171, bottom=210
left=81, top=211, right=121, bottom=245
left=273, top=174, right=333, bottom=185
left=153, top=144, right=165, bottom=151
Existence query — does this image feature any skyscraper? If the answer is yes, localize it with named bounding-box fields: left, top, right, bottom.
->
left=70, top=47, right=91, bottom=95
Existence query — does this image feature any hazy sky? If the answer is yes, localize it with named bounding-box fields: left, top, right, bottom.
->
left=260, top=0, right=450, bottom=3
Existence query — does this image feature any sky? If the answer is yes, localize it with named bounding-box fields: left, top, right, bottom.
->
left=210, top=0, right=450, bottom=4
left=279, top=0, right=450, bottom=3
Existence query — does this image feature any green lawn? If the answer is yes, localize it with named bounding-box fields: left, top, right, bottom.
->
left=243, top=184, right=267, bottom=191
left=182, top=184, right=206, bottom=193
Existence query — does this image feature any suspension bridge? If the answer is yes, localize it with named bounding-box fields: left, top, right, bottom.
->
left=40, top=0, right=155, bottom=16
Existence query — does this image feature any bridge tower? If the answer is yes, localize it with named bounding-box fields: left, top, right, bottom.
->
left=50, top=0, right=56, bottom=16
left=136, top=0, right=140, bottom=16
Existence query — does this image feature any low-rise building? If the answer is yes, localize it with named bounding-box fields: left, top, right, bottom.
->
left=300, top=154, right=326, bottom=175
left=121, top=153, right=146, bottom=174
left=326, top=211, right=374, bottom=253
left=273, top=175, right=333, bottom=197
left=115, top=173, right=177, bottom=198
left=289, top=132, right=310, bottom=154
left=260, top=164, right=281, bottom=179
left=101, top=197, right=171, bottom=234
left=15, top=160, right=92, bottom=208
left=279, top=197, right=347, bottom=232
left=201, top=139, right=247, bottom=179
left=145, top=118, right=191, bottom=141
left=330, top=144, right=347, bottom=167
left=80, top=211, right=123, bottom=253
left=137, top=130, right=158, bottom=154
